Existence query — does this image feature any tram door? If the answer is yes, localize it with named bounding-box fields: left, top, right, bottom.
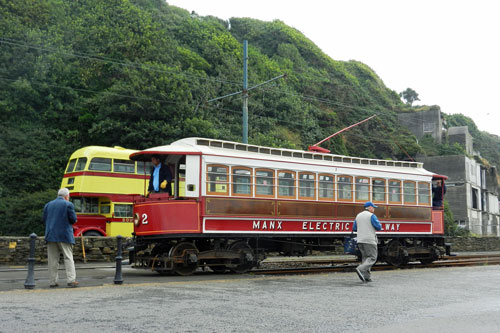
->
left=169, top=154, right=200, bottom=198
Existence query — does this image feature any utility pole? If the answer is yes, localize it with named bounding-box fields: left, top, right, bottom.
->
left=207, top=40, right=285, bottom=144
left=242, top=40, right=248, bottom=143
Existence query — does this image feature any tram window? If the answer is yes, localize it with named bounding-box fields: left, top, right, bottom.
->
left=114, top=204, right=133, bottom=218
left=66, top=159, right=77, bottom=173
left=418, top=182, right=431, bottom=205
left=337, top=175, right=353, bottom=201
left=207, top=165, right=228, bottom=195
left=89, top=157, right=112, bottom=171
left=388, top=180, right=402, bottom=203
left=255, top=169, right=274, bottom=197
left=278, top=171, right=295, bottom=198
left=372, top=179, right=386, bottom=203
left=319, top=174, right=335, bottom=200
left=114, top=159, right=135, bottom=173
left=403, top=181, right=417, bottom=204
left=299, top=172, right=315, bottom=199
left=71, top=197, right=82, bottom=213
left=355, top=177, right=370, bottom=202
left=232, top=167, right=252, bottom=196
left=71, top=197, right=98, bottom=213
left=74, top=157, right=87, bottom=171
left=100, top=204, right=111, bottom=214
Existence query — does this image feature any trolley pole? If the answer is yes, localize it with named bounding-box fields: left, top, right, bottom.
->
left=242, top=40, right=249, bottom=144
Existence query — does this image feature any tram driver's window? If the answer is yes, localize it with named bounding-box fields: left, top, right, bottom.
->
left=319, top=174, right=335, bottom=200
left=66, top=159, right=77, bottom=173
left=232, top=167, right=252, bottom=196
left=418, top=182, right=431, bottom=205
left=255, top=169, right=274, bottom=197
left=299, top=172, right=315, bottom=199
left=372, top=179, right=386, bottom=203
left=355, top=177, right=370, bottom=202
left=89, top=157, right=112, bottom=171
left=403, top=181, right=417, bottom=204
left=74, top=157, right=87, bottom=171
left=337, top=175, right=353, bottom=201
left=278, top=171, right=295, bottom=198
left=389, top=180, right=402, bottom=204
left=207, top=165, right=228, bottom=195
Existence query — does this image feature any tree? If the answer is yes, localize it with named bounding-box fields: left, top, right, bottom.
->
left=399, top=88, right=420, bottom=106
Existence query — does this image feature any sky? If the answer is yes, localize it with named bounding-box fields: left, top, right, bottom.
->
left=167, top=0, right=500, bottom=136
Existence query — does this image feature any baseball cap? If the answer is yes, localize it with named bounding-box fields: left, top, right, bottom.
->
left=364, top=201, right=378, bottom=209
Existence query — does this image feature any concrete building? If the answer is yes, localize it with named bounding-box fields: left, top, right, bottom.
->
left=448, top=126, right=474, bottom=155
left=397, top=107, right=443, bottom=144
left=417, top=155, right=500, bottom=236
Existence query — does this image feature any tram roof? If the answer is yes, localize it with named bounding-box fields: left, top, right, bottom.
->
left=130, top=138, right=435, bottom=175
left=70, top=146, right=138, bottom=160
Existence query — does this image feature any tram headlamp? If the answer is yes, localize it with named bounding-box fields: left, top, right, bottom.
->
left=133, top=213, right=140, bottom=227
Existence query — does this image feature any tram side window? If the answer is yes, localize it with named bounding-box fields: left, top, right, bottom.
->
left=66, top=159, right=77, bottom=173
left=388, top=180, right=402, bottom=203
left=278, top=171, right=295, bottom=198
left=299, top=172, right=315, bottom=199
left=403, top=181, right=417, bottom=204
left=74, top=157, right=87, bottom=171
left=337, top=175, right=353, bottom=201
left=114, top=204, right=133, bottom=218
left=89, top=157, right=112, bottom=171
left=318, top=174, right=335, bottom=200
left=372, top=179, right=386, bottom=203
left=207, top=165, right=228, bottom=195
left=232, top=167, right=252, bottom=196
left=114, top=159, right=135, bottom=173
left=255, top=169, right=274, bottom=197
left=71, top=197, right=98, bottom=213
left=355, top=177, right=370, bottom=202
left=100, top=202, right=111, bottom=214
left=418, top=182, right=431, bottom=205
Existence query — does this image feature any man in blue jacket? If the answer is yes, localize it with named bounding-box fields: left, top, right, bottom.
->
left=148, top=155, right=173, bottom=195
left=43, top=188, right=78, bottom=288
left=352, top=201, right=383, bottom=283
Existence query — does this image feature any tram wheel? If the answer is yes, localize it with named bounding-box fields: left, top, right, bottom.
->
left=384, top=240, right=409, bottom=267
left=419, top=246, right=440, bottom=265
left=229, top=241, right=255, bottom=274
left=169, top=242, right=198, bottom=276
left=209, top=265, right=227, bottom=274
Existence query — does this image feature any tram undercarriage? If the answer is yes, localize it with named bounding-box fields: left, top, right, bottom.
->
left=129, top=235, right=447, bottom=275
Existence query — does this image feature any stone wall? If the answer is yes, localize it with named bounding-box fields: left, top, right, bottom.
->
left=0, top=236, right=130, bottom=265
left=446, top=237, right=500, bottom=252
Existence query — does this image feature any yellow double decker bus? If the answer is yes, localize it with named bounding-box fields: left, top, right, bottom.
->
left=61, top=146, right=150, bottom=236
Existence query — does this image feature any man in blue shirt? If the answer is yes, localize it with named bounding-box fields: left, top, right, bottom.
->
left=43, top=188, right=78, bottom=288
left=148, top=155, right=173, bottom=195
left=353, top=201, right=382, bottom=283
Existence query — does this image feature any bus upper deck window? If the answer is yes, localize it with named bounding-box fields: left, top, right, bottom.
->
left=66, top=159, right=77, bottom=173
left=114, top=159, right=135, bottom=173
left=89, top=157, right=112, bottom=171
left=74, top=157, right=87, bottom=171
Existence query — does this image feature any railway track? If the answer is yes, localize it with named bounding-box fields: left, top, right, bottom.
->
left=251, top=254, right=500, bottom=275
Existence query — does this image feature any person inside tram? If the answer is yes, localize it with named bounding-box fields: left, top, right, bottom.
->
left=432, top=179, right=446, bottom=209
left=148, top=155, right=173, bottom=195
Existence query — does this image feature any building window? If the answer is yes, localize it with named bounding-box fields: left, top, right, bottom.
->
left=114, top=159, right=135, bottom=173
left=472, top=188, right=479, bottom=209
left=355, top=177, right=370, bottom=202
left=89, top=157, right=112, bottom=171
left=299, top=172, right=316, bottom=199
left=337, top=175, right=353, bottom=201
left=372, top=179, right=386, bottom=203
left=278, top=171, right=295, bottom=198
left=388, top=180, right=402, bottom=204
left=207, top=165, right=228, bottom=195
left=255, top=169, right=274, bottom=197
left=232, top=167, right=252, bottom=196
left=318, top=174, right=335, bottom=201
left=418, top=182, right=431, bottom=205
left=403, top=181, right=416, bottom=204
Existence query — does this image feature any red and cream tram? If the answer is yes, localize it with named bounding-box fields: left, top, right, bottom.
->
left=129, top=137, right=447, bottom=275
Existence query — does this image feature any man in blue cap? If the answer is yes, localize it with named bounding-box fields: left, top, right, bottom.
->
left=353, top=201, right=382, bottom=282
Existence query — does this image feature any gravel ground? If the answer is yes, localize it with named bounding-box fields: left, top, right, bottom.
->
left=1, top=265, right=500, bottom=332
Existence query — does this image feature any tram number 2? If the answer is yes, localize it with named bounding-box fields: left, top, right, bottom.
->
left=141, top=213, right=149, bottom=225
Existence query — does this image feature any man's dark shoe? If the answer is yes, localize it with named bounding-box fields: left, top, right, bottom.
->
left=366, top=278, right=372, bottom=282
left=355, top=268, right=366, bottom=282
left=67, top=281, right=79, bottom=288
left=49, top=283, right=59, bottom=288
